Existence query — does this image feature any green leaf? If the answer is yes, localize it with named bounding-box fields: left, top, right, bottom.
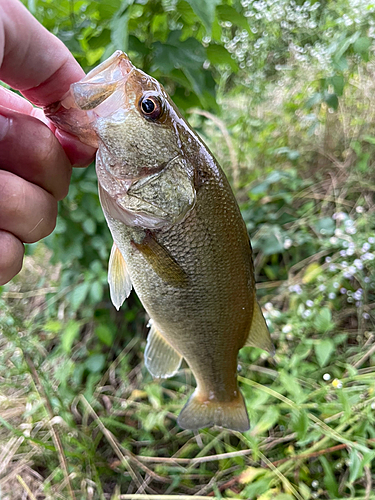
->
left=324, top=92, right=339, bottom=110
left=314, top=307, right=334, bottom=333
left=314, top=217, right=336, bottom=236
left=216, top=5, right=251, bottom=32
left=185, top=0, right=221, bottom=33
left=291, top=410, right=308, bottom=440
left=70, top=282, right=90, bottom=311
left=61, top=321, right=81, bottom=353
left=329, top=75, right=344, bottom=96
left=82, top=218, right=96, bottom=235
left=43, top=320, right=62, bottom=333
left=90, top=281, right=103, bottom=303
left=207, top=44, right=238, bottom=72
left=363, top=135, right=375, bottom=145
left=320, top=456, right=339, bottom=497
left=251, top=406, right=279, bottom=435
left=280, top=371, right=304, bottom=403
left=298, top=483, right=311, bottom=500
left=110, top=1, right=134, bottom=52
left=85, top=354, right=106, bottom=373
left=305, top=92, right=322, bottom=108
left=353, top=36, right=371, bottom=55
left=314, top=338, right=335, bottom=367
left=95, top=324, right=114, bottom=347
left=88, top=29, right=111, bottom=50
left=349, top=450, right=362, bottom=483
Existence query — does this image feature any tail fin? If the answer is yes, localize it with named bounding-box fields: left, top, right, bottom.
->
left=177, top=390, right=250, bottom=432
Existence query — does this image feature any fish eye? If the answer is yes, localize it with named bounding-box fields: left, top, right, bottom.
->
left=139, top=95, right=163, bottom=120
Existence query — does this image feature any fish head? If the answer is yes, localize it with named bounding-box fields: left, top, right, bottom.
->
left=45, top=51, right=184, bottom=181
left=46, top=51, right=195, bottom=229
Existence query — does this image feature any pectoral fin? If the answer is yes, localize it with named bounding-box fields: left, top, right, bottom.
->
left=132, top=233, right=188, bottom=288
left=108, top=243, right=132, bottom=310
left=144, top=321, right=183, bottom=378
left=244, top=301, right=275, bottom=355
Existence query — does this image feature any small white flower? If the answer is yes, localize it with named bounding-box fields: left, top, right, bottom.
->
left=329, top=292, right=336, bottom=299
left=282, top=324, right=292, bottom=333
left=368, top=237, right=375, bottom=244
left=354, top=259, right=363, bottom=270
left=323, top=373, right=331, bottom=381
left=332, top=379, right=343, bottom=389
left=319, top=284, right=326, bottom=292
left=362, top=242, right=371, bottom=252
left=284, top=238, right=292, bottom=249
left=333, top=212, right=346, bottom=221
left=306, top=300, right=314, bottom=307
left=356, top=205, right=364, bottom=213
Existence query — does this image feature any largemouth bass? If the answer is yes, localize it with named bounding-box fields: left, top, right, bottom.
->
left=46, top=51, right=273, bottom=432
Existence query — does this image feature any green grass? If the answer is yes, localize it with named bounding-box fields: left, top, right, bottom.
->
left=1, top=228, right=375, bottom=499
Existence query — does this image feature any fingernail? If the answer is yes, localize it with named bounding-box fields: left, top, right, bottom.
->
left=0, top=114, right=10, bottom=141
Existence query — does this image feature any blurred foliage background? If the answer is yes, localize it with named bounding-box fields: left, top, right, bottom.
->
left=1, top=0, right=375, bottom=499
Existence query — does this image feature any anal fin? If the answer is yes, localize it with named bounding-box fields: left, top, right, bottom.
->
left=144, top=321, right=182, bottom=379
left=108, top=243, right=132, bottom=310
left=244, top=301, right=275, bottom=355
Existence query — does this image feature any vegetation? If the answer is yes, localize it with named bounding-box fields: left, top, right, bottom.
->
left=1, top=0, right=375, bottom=498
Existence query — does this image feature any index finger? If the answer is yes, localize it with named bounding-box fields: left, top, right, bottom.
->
left=0, top=0, right=84, bottom=106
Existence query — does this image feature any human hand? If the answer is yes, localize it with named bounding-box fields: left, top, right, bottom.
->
left=0, top=0, right=96, bottom=285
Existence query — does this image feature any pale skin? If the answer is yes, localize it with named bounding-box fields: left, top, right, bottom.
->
left=0, top=0, right=96, bottom=285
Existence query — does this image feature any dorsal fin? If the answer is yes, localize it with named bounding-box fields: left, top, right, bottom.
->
left=144, top=320, right=183, bottom=379
left=108, top=243, right=132, bottom=310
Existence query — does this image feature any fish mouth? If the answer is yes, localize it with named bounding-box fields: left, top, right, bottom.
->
left=44, top=51, right=135, bottom=146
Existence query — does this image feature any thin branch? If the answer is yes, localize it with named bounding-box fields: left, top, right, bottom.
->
left=270, top=443, right=348, bottom=467
left=16, top=475, right=38, bottom=500
left=134, top=448, right=253, bottom=465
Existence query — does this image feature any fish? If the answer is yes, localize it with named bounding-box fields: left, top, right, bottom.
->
left=45, top=51, right=274, bottom=432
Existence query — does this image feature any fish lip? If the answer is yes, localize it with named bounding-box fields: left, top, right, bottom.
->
left=79, top=50, right=134, bottom=84
left=44, top=51, right=135, bottom=142
left=45, top=51, right=134, bottom=117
